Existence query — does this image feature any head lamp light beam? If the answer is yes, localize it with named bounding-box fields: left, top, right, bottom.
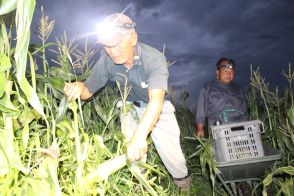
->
left=75, top=3, right=133, bottom=40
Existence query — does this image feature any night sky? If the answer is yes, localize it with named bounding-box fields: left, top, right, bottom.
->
left=33, top=0, right=294, bottom=109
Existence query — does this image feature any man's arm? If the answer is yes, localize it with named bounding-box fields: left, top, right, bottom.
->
left=127, top=89, right=165, bottom=162
left=64, top=82, right=93, bottom=101
left=195, top=87, right=206, bottom=137
left=64, top=53, right=109, bottom=101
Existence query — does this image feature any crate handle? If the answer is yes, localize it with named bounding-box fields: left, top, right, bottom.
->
left=259, top=121, right=265, bottom=133
left=230, top=126, right=245, bottom=132
left=210, top=127, right=218, bottom=139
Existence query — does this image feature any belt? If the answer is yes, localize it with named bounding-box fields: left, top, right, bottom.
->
left=132, top=101, right=147, bottom=108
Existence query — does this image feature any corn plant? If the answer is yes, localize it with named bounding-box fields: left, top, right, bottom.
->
left=184, top=136, right=216, bottom=195
left=261, top=166, right=294, bottom=196
left=248, top=64, right=294, bottom=195
left=0, top=1, right=181, bottom=195
left=248, top=65, right=294, bottom=158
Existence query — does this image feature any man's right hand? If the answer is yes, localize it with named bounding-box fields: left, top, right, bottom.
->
left=64, top=82, right=92, bottom=101
left=126, top=136, right=148, bottom=162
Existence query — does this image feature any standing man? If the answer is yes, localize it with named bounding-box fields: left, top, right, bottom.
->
left=64, top=13, right=191, bottom=189
left=195, top=58, right=249, bottom=137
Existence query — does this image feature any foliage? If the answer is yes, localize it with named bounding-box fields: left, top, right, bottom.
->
left=247, top=65, right=294, bottom=195
left=248, top=65, right=294, bottom=158
left=1, top=1, right=293, bottom=195
left=173, top=64, right=294, bottom=195
left=0, top=2, right=176, bottom=195
left=261, top=166, right=294, bottom=196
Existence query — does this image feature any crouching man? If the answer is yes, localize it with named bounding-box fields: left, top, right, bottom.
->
left=63, top=13, right=191, bottom=189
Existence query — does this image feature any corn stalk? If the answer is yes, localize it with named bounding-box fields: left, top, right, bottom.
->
left=248, top=64, right=294, bottom=195
left=0, top=3, right=177, bottom=195
left=248, top=64, right=294, bottom=158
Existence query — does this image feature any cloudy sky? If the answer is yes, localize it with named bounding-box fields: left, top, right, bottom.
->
left=33, top=0, right=294, bottom=109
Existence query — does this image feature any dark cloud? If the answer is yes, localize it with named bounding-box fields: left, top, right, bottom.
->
left=130, top=0, right=163, bottom=16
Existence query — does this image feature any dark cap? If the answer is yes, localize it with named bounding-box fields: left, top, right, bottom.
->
left=97, top=13, right=136, bottom=47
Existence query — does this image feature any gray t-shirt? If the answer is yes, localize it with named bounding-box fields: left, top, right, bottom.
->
left=84, top=42, right=168, bottom=103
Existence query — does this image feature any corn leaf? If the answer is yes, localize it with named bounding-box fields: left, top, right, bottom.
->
left=0, top=129, right=10, bottom=176
left=17, top=105, right=38, bottom=126
left=0, top=22, right=10, bottom=53
left=14, top=0, right=45, bottom=117
left=287, top=106, right=294, bottom=126
left=26, top=178, right=52, bottom=196
left=22, top=123, right=30, bottom=151
left=262, top=173, right=273, bottom=188
left=0, top=117, right=29, bottom=176
left=0, top=81, right=19, bottom=115
left=30, top=42, right=55, bottom=55
left=93, top=98, right=108, bottom=124
left=44, top=76, right=65, bottom=93
left=129, top=163, right=158, bottom=196
left=93, top=135, right=112, bottom=159
left=0, top=0, right=17, bottom=15
left=56, top=96, right=68, bottom=122
left=0, top=55, right=10, bottom=98
left=281, top=178, right=294, bottom=196
left=262, top=166, right=294, bottom=195
left=274, top=166, right=294, bottom=176
left=28, top=52, right=36, bottom=90
left=56, top=119, right=75, bottom=138
left=0, top=53, right=11, bottom=71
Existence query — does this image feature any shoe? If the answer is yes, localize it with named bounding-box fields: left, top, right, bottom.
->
left=237, top=181, right=253, bottom=196
left=173, top=174, right=192, bottom=191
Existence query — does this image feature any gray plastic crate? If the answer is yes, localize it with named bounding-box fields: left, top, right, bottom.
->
left=211, top=120, right=264, bottom=162
left=216, top=143, right=282, bottom=182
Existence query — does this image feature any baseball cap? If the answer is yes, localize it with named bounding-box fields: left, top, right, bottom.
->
left=96, top=13, right=136, bottom=47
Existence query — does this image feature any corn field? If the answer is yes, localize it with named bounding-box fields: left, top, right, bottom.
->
left=0, top=1, right=173, bottom=195
left=0, top=1, right=293, bottom=196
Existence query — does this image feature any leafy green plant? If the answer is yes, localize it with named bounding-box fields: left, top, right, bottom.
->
left=0, top=1, right=174, bottom=195
left=261, top=166, right=294, bottom=196
left=248, top=64, right=294, bottom=195
left=248, top=65, right=294, bottom=158
left=185, top=136, right=217, bottom=195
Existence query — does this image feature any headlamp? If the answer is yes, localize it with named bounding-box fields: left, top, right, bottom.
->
left=218, top=63, right=234, bottom=70
left=225, top=64, right=233, bottom=69
left=96, top=18, right=136, bottom=47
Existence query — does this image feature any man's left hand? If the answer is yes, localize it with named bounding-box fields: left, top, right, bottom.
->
left=127, top=137, right=147, bottom=162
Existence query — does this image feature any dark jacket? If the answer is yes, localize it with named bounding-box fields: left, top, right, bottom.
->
left=196, top=80, right=249, bottom=127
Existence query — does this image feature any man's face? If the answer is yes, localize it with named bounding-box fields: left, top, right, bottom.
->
left=104, top=33, right=137, bottom=65
left=217, top=61, right=235, bottom=84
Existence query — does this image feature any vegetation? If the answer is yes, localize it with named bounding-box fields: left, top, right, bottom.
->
left=248, top=66, right=294, bottom=195
left=0, top=1, right=293, bottom=195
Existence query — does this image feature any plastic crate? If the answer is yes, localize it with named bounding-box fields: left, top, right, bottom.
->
left=211, top=120, right=264, bottom=162
left=216, top=143, right=282, bottom=182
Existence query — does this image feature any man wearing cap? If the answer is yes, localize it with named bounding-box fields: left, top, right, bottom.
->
left=195, top=57, right=249, bottom=137
left=63, top=13, right=191, bottom=189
